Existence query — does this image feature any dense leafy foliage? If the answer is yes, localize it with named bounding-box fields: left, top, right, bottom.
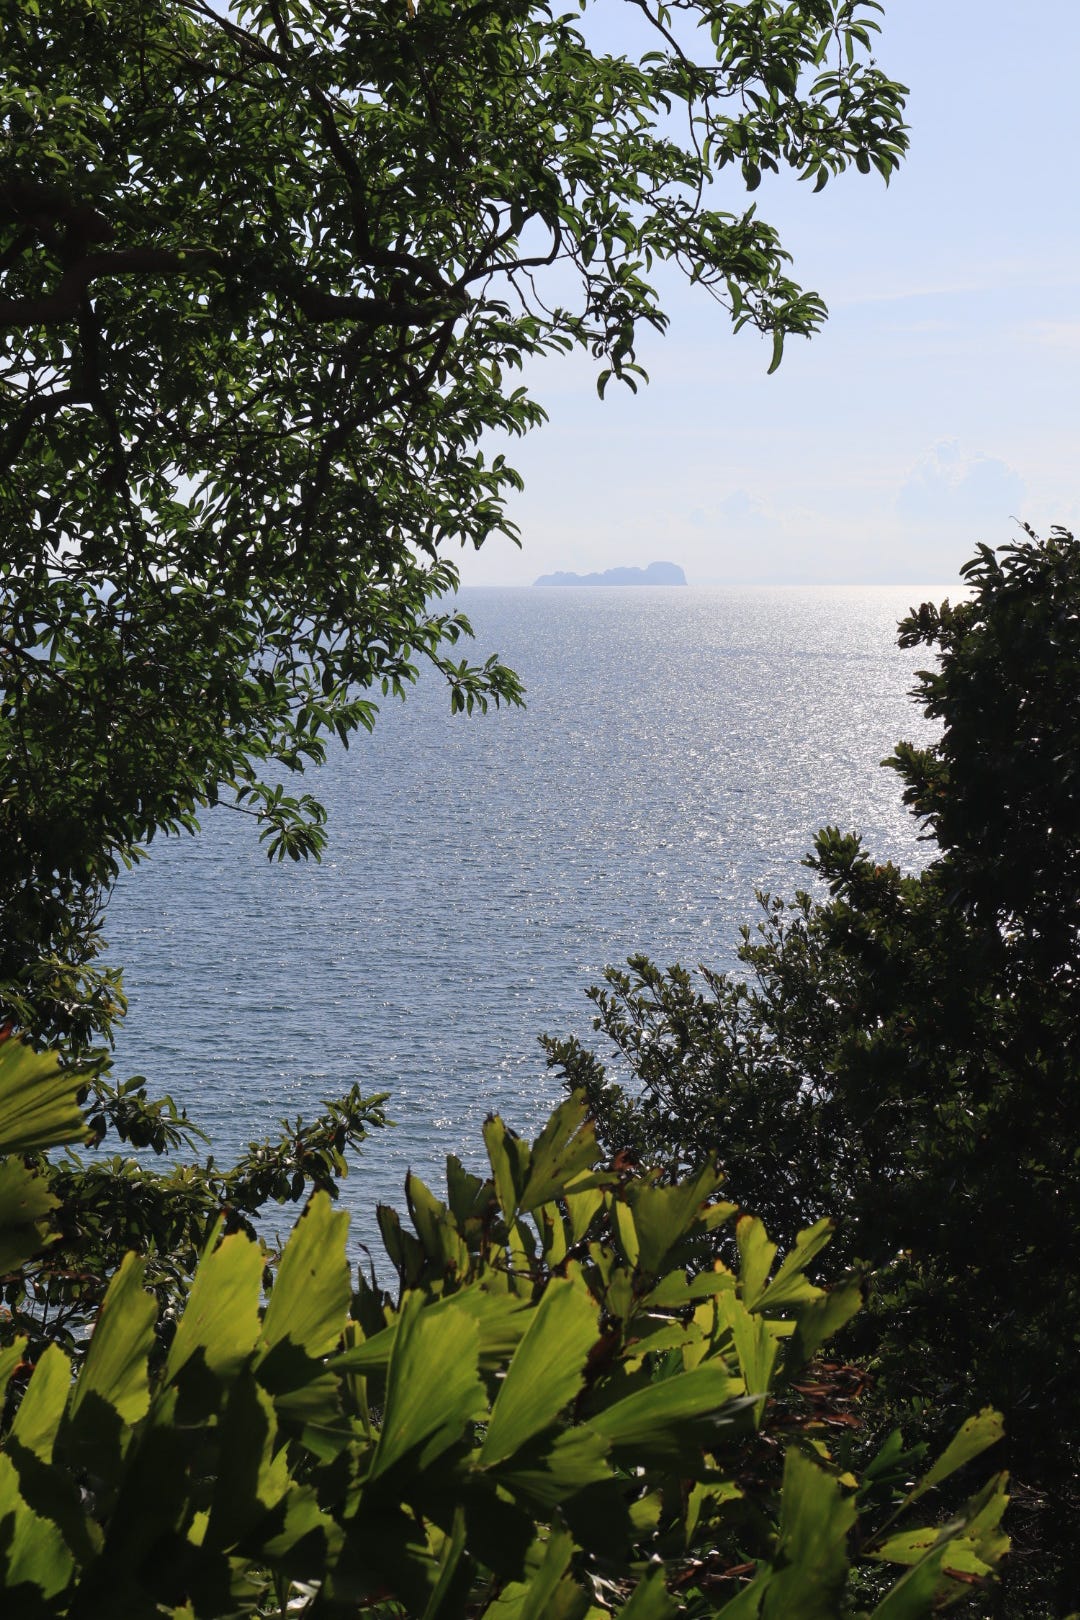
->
left=0, top=1031, right=390, bottom=1358
left=1, top=1064, right=1008, bottom=1616
left=545, top=529, right=1080, bottom=1611
left=1, top=0, right=908, bottom=1059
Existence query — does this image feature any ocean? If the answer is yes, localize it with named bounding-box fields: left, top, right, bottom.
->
left=102, top=584, right=943, bottom=1234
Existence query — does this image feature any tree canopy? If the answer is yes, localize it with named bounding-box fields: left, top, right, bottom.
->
left=547, top=528, right=1080, bottom=1612
left=1, top=0, right=908, bottom=1055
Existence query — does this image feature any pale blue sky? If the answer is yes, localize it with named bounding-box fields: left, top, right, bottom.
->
left=458, top=0, right=1080, bottom=586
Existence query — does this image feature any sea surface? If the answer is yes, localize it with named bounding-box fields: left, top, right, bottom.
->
left=103, top=585, right=943, bottom=1237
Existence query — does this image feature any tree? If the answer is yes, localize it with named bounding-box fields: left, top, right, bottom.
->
left=1, top=0, right=908, bottom=1063
left=545, top=528, right=1080, bottom=1612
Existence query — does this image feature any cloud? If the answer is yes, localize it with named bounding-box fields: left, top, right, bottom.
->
left=715, top=489, right=768, bottom=523
left=896, top=442, right=1026, bottom=524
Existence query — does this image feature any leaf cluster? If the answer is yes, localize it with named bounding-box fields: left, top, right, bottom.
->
left=0, top=1035, right=390, bottom=1361
left=1, top=1076, right=1007, bottom=1617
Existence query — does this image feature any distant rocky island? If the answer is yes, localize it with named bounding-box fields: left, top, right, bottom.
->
left=533, top=560, right=686, bottom=587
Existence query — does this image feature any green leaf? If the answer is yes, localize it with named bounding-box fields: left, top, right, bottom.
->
left=494, top=1425, right=612, bottom=1512
left=767, top=327, right=785, bottom=373
left=753, top=1219, right=835, bottom=1311
left=483, top=1113, right=532, bottom=1225
left=517, top=1093, right=603, bottom=1213
left=0, top=1340, right=27, bottom=1407
left=902, top=1407, right=1005, bottom=1505
left=785, top=1277, right=863, bottom=1370
left=588, top=1362, right=745, bottom=1463
left=70, top=1251, right=156, bottom=1429
left=420, top=1505, right=469, bottom=1620
left=0, top=1039, right=88, bottom=1156
left=165, top=1226, right=264, bottom=1384
left=0, top=1156, right=58, bottom=1273
left=868, top=1473, right=1009, bottom=1617
left=628, top=1162, right=728, bottom=1275
left=368, top=1292, right=486, bottom=1481
left=259, top=1190, right=350, bottom=1359
left=479, top=1277, right=599, bottom=1466
left=717, top=1292, right=779, bottom=1423
left=0, top=1454, right=75, bottom=1599
left=736, top=1215, right=777, bottom=1308
left=204, top=1369, right=290, bottom=1552
left=9, top=1342, right=71, bottom=1462
left=480, top=1528, right=584, bottom=1620
left=761, top=1446, right=857, bottom=1615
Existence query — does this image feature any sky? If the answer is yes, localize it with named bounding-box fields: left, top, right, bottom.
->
left=457, top=0, right=1080, bottom=587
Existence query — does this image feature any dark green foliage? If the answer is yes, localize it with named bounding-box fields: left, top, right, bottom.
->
left=1, top=1079, right=1008, bottom=1616
left=1, top=0, right=907, bottom=1058
left=545, top=529, right=1080, bottom=1611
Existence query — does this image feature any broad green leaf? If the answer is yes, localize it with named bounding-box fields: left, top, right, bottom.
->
left=71, top=1251, right=156, bottom=1428
left=753, top=1219, right=835, bottom=1312
left=768, top=327, right=785, bottom=374
left=331, top=1290, right=534, bottom=1379
left=761, top=1446, right=856, bottom=1616
left=628, top=1163, right=729, bottom=1275
left=494, top=1425, right=611, bottom=1510
left=785, top=1277, right=863, bottom=1370
left=407, top=1173, right=469, bottom=1274
left=483, top=1114, right=531, bottom=1224
left=445, top=1154, right=488, bottom=1224
left=480, top=1278, right=600, bottom=1466
left=866, top=1476, right=1009, bottom=1620
left=612, top=1205, right=637, bottom=1263
left=868, top=1550, right=958, bottom=1620
left=736, top=1216, right=777, bottom=1308
left=9, top=1342, right=71, bottom=1461
left=368, top=1291, right=485, bottom=1480
left=480, top=1528, right=584, bottom=1620
left=204, top=1370, right=290, bottom=1551
left=165, top=1226, right=264, bottom=1383
left=714, top=1572, right=769, bottom=1616
left=612, top=1199, right=640, bottom=1267
left=0, top=1454, right=74, bottom=1598
left=0, top=1038, right=89, bottom=1156
left=536, top=1201, right=568, bottom=1266
left=260, top=1481, right=341, bottom=1563
left=329, top=1319, right=399, bottom=1376
left=588, top=1362, right=745, bottom=1462
left=872, top=1470, right=1009, bottom=1579
left=717, top=1292, right=779, bottom=1423
left=696, top=1199, right=741, bottom=1236
left=517, top=1093, right=603, bottom=1212
left=645, top=1265, right=736, bottom=1309
left=0, top=1156, right=58, bottom=1273
left=260, top=1190, right=350, bottom=1359
left=686, top=1478, right=742, bottom=1544
left=903, top=1407, right=1005, bottom=1505
left=0, top=1339, right=27, bottom=1407
left=564, top=1183, right=604, bottom=1244
left=420, top=1506, right=468, bottom=1620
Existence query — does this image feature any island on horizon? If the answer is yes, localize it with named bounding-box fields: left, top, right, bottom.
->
left=533, top=559, right=687, bottom=587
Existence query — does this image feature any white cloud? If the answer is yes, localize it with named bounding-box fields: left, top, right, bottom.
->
left=896, top=443, right=1026, bottom=524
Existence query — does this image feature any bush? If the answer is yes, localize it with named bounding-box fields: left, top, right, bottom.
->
left=1, top=1045, right=1007, bottom=1616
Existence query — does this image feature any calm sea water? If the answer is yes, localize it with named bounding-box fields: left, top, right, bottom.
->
left=103, top=585, right=942, bottom=1230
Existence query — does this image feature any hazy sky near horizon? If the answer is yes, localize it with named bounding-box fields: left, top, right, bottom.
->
left=456, top=0, right=1080, bottom=588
